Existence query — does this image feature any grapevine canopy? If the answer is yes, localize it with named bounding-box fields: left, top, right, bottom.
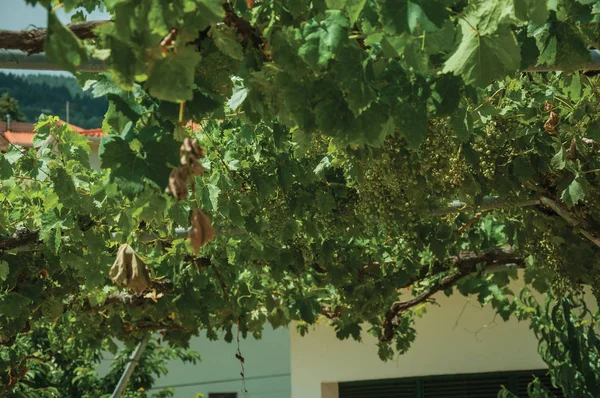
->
left=1, top=0, right=600, bottom=395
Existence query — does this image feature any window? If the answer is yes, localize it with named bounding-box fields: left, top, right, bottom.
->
left=339, top=369, right=563, bottom=398
left=208, top=393, right=237, bottom=398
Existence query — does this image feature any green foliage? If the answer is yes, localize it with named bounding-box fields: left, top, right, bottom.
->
left=2, top=322, right=199, bottom=397
left=499, top=292, right=600, bottom=397
left=0, top=93, right=25, bottom=122
left=3, top=0, right=600, bottom=394
left=0, top=72, right=108, bottom=128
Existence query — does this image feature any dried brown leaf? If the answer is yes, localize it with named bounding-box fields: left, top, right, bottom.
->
left=189, top=209, right=215, bottom=255
left=568, top=138, right=577, bottom=160
left=191, top=161, right=204, bottom=176
left=110, top=243, right=152, bottom=294
left=544, top=111, right=559, bottom=134
left=168, top=167, right=189, bottom=199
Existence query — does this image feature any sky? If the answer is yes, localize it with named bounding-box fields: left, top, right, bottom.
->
left=0, top=0, right=108, bottom=75
left=0, top=0, right=107, bottom=30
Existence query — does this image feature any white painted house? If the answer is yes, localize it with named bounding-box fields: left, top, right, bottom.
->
left=289, top=276, right=581, bottom=398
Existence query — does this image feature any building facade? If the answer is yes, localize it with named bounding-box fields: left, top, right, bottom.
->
left=290, top=277, right=566, bottom=398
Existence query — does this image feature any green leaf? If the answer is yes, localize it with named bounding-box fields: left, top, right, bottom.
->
left=568, top=73, right=582, bottom=101
left=561, top=175, right=588, bottom=207
left=586, top=120, right=600, bottom=141
left=333, top=45, right=376, bottom=116
left=0, top=293, right=31, bottom=318
left=0, top=261, right=9, bottom=281
left=530, top=21, right=590, bottom=71
left=326, top=0, right=346, bottom=8
left=227, top=77, right=248, bottom=110
left=184, top=0, right=225, bottom=31
left=146, top=47, right=202, bottom=102
left=40, top=210, right=67, bottom=254
left=208, top=183, right=221, bottom=211
left=99, top=128, right=180, bottom=195
left=380, top=0, right=448, bottom=34
left=512, top=157, right=534, bottom=180
left=473, top=0, right=520, bottom=35
left=95, top=24, right=141, bottom=89
left=45, top=11, right=88, bottom=73
left=346, top=0, right=368, bottom=24
left=472, top=0, right=547, bottom=36
left=0, top=155, right=12, bottom=179
left=211, top=25, right=244, bottom=60
left=443, top=20, right=521, bottom=87
left=551, top=148, right=566, bottom=170
left=514, top=0, right=549, bottom=26
left=298, top=10, right=350, bottom=70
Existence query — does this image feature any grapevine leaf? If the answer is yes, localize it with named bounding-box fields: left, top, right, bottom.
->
left=99, top=128, right=179, bottom=196
left=380, top=0, right=448, bottom=34
left=146, top=47, right=202, bottom=102
left=184, top=0, right=225, bottom=30
left=586, top=120, right=600, bottom=141
left=40, top=210, right=67, bottom=254
left=44, top=11, right=88, bottom=73
left=298, top=10, right=350, bottom=70
left=346, top=0, right=368, bottom=24
left=514, top=0, right=549, bottom=25
left=211, top=25, right=245, bottom=60
left=551, top=148, right=566, bottom=170
left=529, top=21, right=590, bottom=71
left=327, top=0, right=346, bottom=8
left=0, top=293, right=31, bottom=318
left=227, top=78, right=249, bottom=110
left=561, top=175, right=588, bottom=207
left=0, top=261, right=9, bottom=281
left=473, top=0, right=548, bottom=35
left=0, top=156, right=12, bottom=179
left=208, top=184, right=221, bottom=211
left=443, top=20, right=521, bottom=87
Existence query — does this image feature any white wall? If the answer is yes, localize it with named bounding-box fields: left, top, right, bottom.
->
left=290, top=278, right=547, bottom=398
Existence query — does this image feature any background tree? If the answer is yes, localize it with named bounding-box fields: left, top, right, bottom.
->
left=0, top=73, right=108, bottom=128
left=0, top=93, right=25, bottom=122
left=1, top=0, right=600, bottom=397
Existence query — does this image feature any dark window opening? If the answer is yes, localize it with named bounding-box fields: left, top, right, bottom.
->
left=339, top=369, right=563, bottom=398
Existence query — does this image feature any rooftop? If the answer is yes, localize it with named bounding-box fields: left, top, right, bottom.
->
left=0, top=120, right=104, bottom=150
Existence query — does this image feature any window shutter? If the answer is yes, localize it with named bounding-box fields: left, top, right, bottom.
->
left=422, top=374, right=510, bottom=397
left=338, top=369, right=563, bottom=398
left=516, top=372, right=564, bottom=397
left=339, top=379, right=417, bottom=398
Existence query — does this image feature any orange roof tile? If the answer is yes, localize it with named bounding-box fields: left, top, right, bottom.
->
left=2, top=132, right=35, bottom=147
left=1, top=120, right=104, bottom=148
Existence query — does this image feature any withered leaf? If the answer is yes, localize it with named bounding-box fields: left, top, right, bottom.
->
left=168, top=167, right=189, bottom=199
left=568, top=138, right=577, bottom=160
left=110, top=244, right=152, bottom=294
left=544, top=111, right=559, bottom=134
left=189, top=209, right=215, bottom=255
left=191, top=161, right=204, bottom=176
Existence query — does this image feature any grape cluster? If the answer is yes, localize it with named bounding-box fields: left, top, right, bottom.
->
left=354, top=124, right=467, bottom=236
left=470, top=123, right=507, bottom=180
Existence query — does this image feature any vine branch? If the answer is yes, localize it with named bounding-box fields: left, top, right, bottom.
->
left=0, top=21, right=108, bottom=54
left=380, top=247, right=524, bottom=342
